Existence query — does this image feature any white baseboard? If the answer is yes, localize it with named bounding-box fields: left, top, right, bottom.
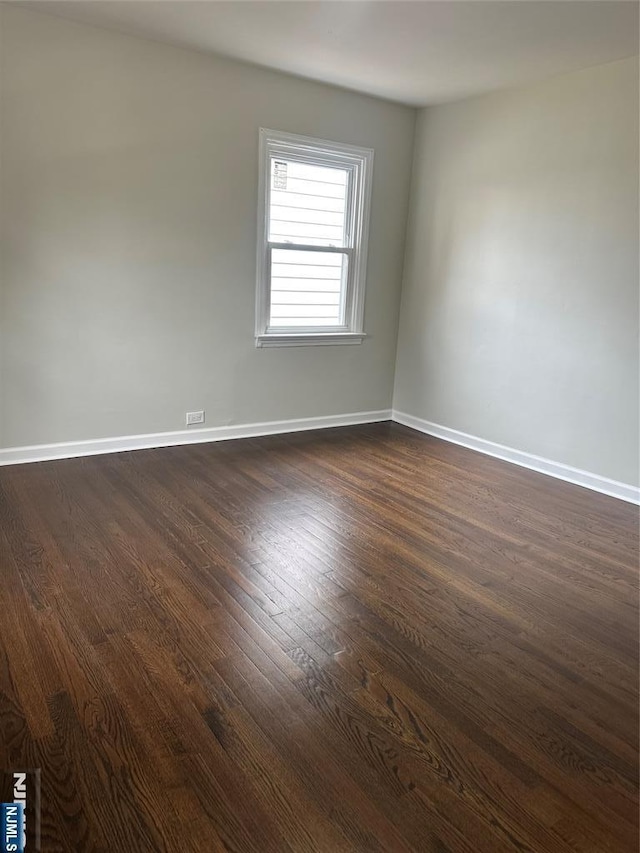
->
left=0, top=409, right=392, bottom=467
left=392, top=410, right=640, bottom=505
left=2, top=407, right=636, bottom=505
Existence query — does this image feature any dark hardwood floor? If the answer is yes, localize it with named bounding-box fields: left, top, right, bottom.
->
left=0, top=422, right=637, bottom=852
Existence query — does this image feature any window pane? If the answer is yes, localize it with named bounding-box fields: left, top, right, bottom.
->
left=269, top=159, right=349, bottom=247
left=269, top=248, right=347, bottom=328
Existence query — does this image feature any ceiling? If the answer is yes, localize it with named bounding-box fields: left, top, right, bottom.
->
left=24, top=1, right=640, bottom=106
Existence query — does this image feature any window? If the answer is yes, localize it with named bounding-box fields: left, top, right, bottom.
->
left=255, top=129, right=374, bottom=347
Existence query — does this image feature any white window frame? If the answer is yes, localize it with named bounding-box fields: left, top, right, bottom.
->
left=255, top=128, right=374, bottom=348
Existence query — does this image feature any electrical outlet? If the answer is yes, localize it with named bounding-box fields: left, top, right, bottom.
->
left=186, top=410, right=205, bottom=426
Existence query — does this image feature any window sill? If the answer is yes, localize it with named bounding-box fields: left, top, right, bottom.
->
left=256, top=332, right=366, bottom=348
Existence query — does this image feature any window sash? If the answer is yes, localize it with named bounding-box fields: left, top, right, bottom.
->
left=266, top=243, right=352, bottom=332
left=267, top=157, right=356, bottom=251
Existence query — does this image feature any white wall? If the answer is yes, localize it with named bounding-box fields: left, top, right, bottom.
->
left=394, top=57, right=639, bottom=486
left=0, top=6, right=415, bottom=448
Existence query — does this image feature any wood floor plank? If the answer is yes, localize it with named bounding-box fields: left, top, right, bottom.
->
left=0, top=422, right=637, bottom=851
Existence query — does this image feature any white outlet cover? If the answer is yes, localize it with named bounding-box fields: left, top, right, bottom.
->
left=186, top=411, right=205, bottom=426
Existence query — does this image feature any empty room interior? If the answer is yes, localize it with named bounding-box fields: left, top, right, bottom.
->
left=0, top=1, right=639, bottom=851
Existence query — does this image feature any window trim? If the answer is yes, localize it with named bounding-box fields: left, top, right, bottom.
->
left=255, top=128, right=373, bottom=348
